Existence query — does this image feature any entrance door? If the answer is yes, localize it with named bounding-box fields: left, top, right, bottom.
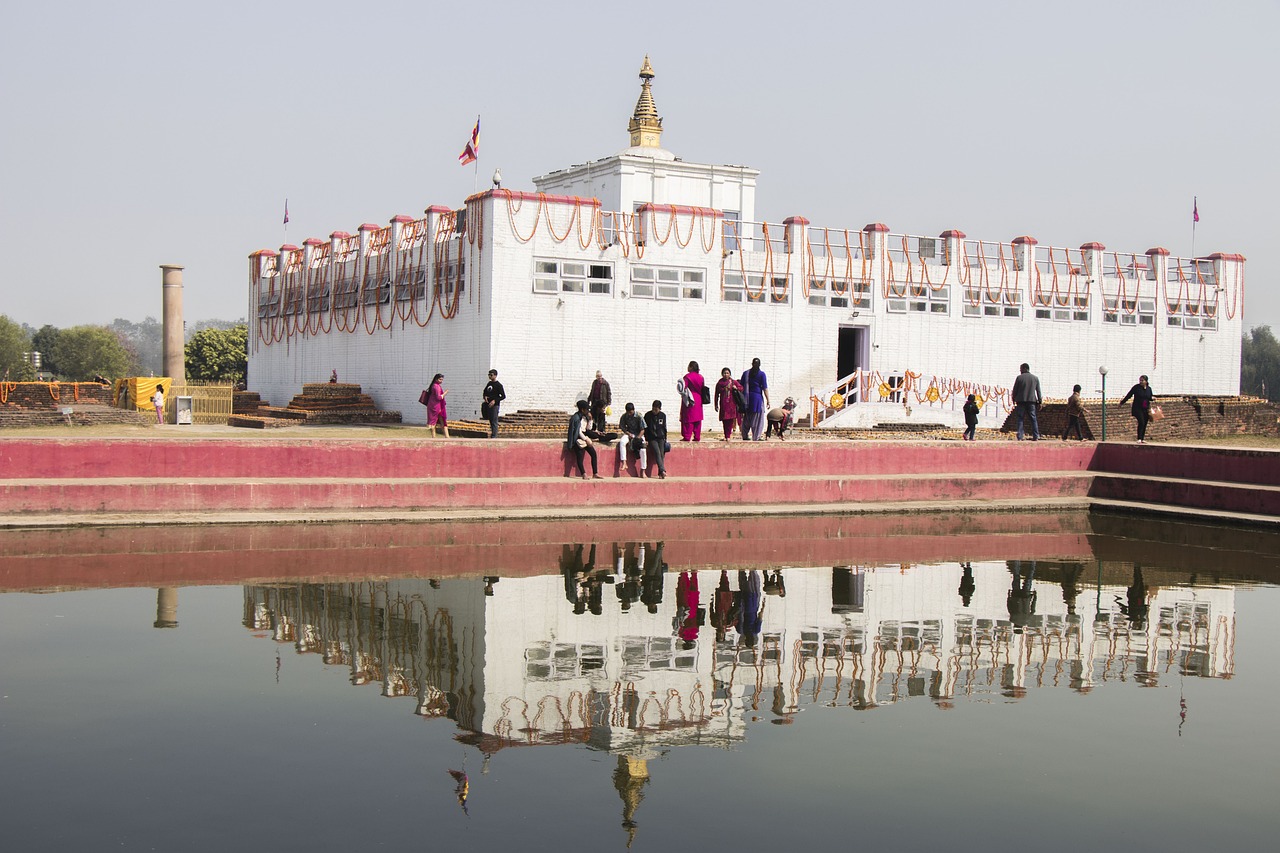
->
left=837, top=326, right=868, bottom=379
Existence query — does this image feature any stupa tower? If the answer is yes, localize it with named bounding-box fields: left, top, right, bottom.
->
left=627, top=56, right=663, bottom=149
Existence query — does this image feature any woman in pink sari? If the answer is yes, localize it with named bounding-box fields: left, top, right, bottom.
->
left=424, top=373, right=449, bottom=437
left=678, top=361, right=706, bottom=442
left=713, top=367, right=741, bottom=441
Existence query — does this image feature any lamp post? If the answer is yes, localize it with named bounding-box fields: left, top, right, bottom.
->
left=1099, top=366, right=1108, bottom=442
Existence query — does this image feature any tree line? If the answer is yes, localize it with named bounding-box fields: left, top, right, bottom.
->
left=0, top=316, right=247, bottom=385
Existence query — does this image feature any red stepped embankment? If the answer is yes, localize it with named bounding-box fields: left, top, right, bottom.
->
left=0, top=437, right=1276, bottom=524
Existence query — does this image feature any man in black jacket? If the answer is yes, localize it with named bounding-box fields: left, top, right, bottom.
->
left=482, top=369, right=506, bottom=438
left=644, top=400, right=668, bottom=479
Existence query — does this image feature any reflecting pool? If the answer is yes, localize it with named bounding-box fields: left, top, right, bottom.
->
left=2, top=511, right=1278, bottom=850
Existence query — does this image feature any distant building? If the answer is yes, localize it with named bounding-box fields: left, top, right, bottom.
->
left=248, top=58, right=1245, bottom=426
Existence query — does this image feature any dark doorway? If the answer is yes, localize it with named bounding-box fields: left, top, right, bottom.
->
left=837, top=326, right=867, bottom=380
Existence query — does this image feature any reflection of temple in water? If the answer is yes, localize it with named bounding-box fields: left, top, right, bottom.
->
left=244, top=553, right=1235, bottom=844
left=244, top=553, right=1236, bottom=739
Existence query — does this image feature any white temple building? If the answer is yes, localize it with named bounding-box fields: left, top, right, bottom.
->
left=247, top=58, right=1246, bottom=427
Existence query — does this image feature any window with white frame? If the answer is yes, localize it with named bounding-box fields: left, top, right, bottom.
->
left=361, top=275, right=392, bottom=306
left=962, top=287, right=1020, bottom=318
left=808, top=278, right=871, bottom=309
left=1033, top=293, right=1089, bottom=322
left=534, top=259, right=610, bottom=295
left=524, top=642, right=606, bottom=681
left=723, top=272, right=790, bottom=304
left=306, top=280, right=330, bottom=313
left=1102, top=296, right=1155, bottom=325
left=281, top=283, right=305, bottom=316
left=434, top=259, right=467, bottom=296
left=257, top=282, right=281, bottom=318
left=1169, top=300, right=1218, bottom=330
left=331, top=271, right=361, bottom=309
left=630, top=265, right=704, bottom=301
left=887, top=285, right=949, bottom=315
left=395, top=268, right=427, bottom=302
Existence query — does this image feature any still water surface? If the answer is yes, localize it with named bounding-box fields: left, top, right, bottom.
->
left=2, top=514, right=1278, bottom=851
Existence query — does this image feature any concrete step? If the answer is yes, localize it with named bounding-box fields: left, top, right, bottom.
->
left=0, top=471, right=1093, bottom=515
left=1090, top=473, right=1280, bottom=517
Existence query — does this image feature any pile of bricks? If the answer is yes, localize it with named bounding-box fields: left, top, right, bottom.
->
left=232, top=390, right=266, bottom=415
left=228, top=383, right=402, bottom=429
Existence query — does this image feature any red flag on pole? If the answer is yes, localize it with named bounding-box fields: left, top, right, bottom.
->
left=458, top=118, right=480, bottom=166
left=1193, top=197, right=1199, bottom=224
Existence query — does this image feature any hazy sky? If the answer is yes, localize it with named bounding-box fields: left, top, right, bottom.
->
left=3, top=1, right=1276, bottom=331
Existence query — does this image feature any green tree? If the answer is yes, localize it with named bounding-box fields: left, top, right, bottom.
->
left=30, top=324, right=61, bottom=376
left=185, top=324, right=247, bottom=384
left=0, top=315, right=35, bottom=380
left=1241, top=326, right=1280, bottom=401
left=50, top=325, right=133, bottom=381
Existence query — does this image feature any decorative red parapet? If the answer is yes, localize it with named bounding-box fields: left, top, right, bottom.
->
left=1011, top=235, right=1038, bottom=245
left=1145, top=246, right=1170, bottom=257
left=330, top=231, right=352, bottom=240
left=468, top=188, right=603, bottom=208
left=1079, top=241, right=1106, bottom=251
left=390, top=214, right=415, bottom=224
left=939, top=229, right=966, bottom=239
left=782, top=215, right=810, bottom=226
left=863, top=222, right=890, bottom=233
left=248, top=248, right=279, bottom=280
left=636, top=202, right=723, bottom=218
left=357, top=222, right=381, bottom=232
left=1205, top=252, right=1247, bottom=262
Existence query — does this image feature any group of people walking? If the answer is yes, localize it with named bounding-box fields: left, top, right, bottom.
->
left=1010, top=362, right=1157, bottom=443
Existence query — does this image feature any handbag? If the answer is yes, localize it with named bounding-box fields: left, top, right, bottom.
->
left=1150, top=405, right=1165, bottom=421
left=664, top=440, right=672, bottom=453
left=418, top=389, right=429, bottom=406
left=700, top=385, right=711, bottom=404
left=481, top=402, right=491, bottom=419
left=732, top=387, right=747, bottom=411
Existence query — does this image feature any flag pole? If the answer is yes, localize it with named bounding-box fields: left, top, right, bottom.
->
left=1191, top=196, right=1197, bottom=260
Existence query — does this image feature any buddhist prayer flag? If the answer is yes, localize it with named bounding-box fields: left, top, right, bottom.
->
left=1193, top=197, right=1199, bottom=223
left=458, top=117, right=480, bottom=166
left=283, top=199, right=289, bottom=226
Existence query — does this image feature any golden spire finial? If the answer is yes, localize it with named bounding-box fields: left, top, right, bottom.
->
left=613, top=755, right=650, bottom=848
left=628, top=56, right=663, bottom=148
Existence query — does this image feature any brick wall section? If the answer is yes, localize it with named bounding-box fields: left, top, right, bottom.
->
left=1001, top=397, right=1280, bottom=442
left=1, top=382, right=114, bottom=410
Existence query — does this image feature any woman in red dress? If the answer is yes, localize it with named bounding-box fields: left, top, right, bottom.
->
left=713, top=367, right=742, bottom=441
